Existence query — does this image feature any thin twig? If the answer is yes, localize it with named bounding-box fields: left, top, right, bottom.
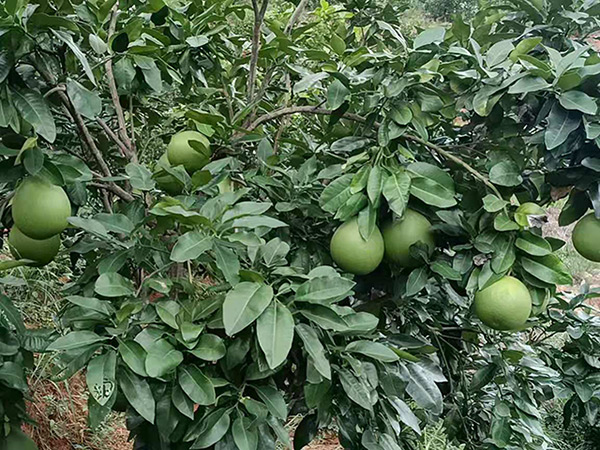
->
left=247, top=0, right=270, bottom=102
left=105, top=5, right=134, bottom=157
left=96, top=118, right=128, bottom=157
left=90, top=182, right=134, bottom=202
left=43, top=85, right=66, bottom=98
left=284, top=0, right=309, bottom=34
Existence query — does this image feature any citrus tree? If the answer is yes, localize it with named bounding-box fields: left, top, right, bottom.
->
left=1, top=0, right=600, bottom=449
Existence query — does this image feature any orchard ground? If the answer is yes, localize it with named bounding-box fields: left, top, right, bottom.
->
left=2, top=205, right=598, bottom=450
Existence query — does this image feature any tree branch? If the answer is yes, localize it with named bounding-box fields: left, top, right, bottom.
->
left=90, top=182, right=134, bottom=202
left=96, top=118, right=128, bottom=157
left=284, top=0, right=309, bottom=34
left=247, top=106, right=503, bottom=199
left=43, top=85, right=66, bottom=98
left=105, top=5, right=135, bottom=159
left=247, top=0, right=269, bottom=102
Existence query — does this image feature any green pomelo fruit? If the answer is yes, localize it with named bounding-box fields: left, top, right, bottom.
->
left=474, top=276, right=532, bottom=331
left=330, top=218, right=384, bottom=275
left=383, top=209, right=434, bottom=268
left=167, top=130, right=211, bottom=173
left=572, top=213, right=600, bottom=262
left=155, top=153, right=184, bottom=195
left=4, top=429, right=38, bottom=450
left=12, top=177, right=71, bottom=239
left=8, top=226, right=60, bottom=266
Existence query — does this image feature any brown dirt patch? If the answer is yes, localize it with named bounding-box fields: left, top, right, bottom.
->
left=23, top=372, right=132, bottom=450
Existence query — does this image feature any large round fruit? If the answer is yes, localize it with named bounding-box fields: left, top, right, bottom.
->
left=474, top=276, right=532, bottom=331
left=155, top=153, right=184, bottom=195
left=166, top=130, right=211, bottom=173
left=572, top=213, right=600, bottom=262
left=383, top=209, right=434, bottom=268
left=11, top=177, right=71, bottom=239
left=3, top=428, right=38, bottom=450
left=8, top=226, right=60, bottom=266
left=330, top=218, right=384, bottom=275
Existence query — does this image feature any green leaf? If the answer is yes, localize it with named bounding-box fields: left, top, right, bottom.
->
left=406, top=267, right=428, bottom=296
left=0, top=294, right=25, bottom=333
left=257, top=301, right=294, bottom=370
left=390, top=398, right=421, bottom=434
left=545, top=105, right=581, bottom=150
left=516, top=232, right=552, bottom=256
left=295, top=276, right=355, bottom=304
left=214, top=241, right=241, bottom=286
left=22, top=147, right=44, bottom=176
left=559, top=90, right=598, bottom=115
left=327, top=79, right=350, bottom=110
left=510, top=37, right=542, bottom=61
left=171, top=231, right=212, bottom=262
left=66, top=295, right=114, bottom=316
left=89, top=34, right=108, bottom=54
left=486, top=40, right=514, bottom=67
left=223, top=282, right=273, bottom=336
left=51, top=29, right=96, bottom=85
left=367, top=166, right=386, bottom=204
left=118, top=340, right=148, bottom=377
left=489, top=161, right=523, bottom=187
left=172, top=386, right=194, bottom=419
left=494, top=212, right=520, bottom=231
left=222, top=202, right=273, bottom=222
left=124, top=164, right=155, bottom=192
left=507, top=76, right=551, bottom=94
left=521, top=255, right=573, bottom=285
left=231, top=216, right=288, bottom=229
left=319, top=174, right=354, bottom=213
left=145, top=339, right=184, bottom=378
left=190, top=334, right=226, bottom=361
left=94, top=273, right=134, bottom=297
left=94, top=213, right=134, bottom=235
left=431, top=261, right=462, bottom=280
left=86, top=351, right=116, bottom=406
left=383, top=171, right=411, bottom=217
left=66, top=79, right=102, bottom=119
left=11, top=89, right=56, bottom=142
left=0, top=362, right=27, bottom=391
left=254, top=385, right=287, bottom=420
left=293, top=72, right=328, bottom=94
left=178, top=365, right=216, bottom=406
left=186, top=35, right=209, bottom=47
left=48, top=331, right=108, bottom=351
left=337, top=368, right=373, bottom=411
left=299, top=304, right=348, bottom=331
left=232, top=418, right=258, bottom=450
left=133, top=55, right=162, bottom=92
left=119, top=368, right=155, bottom=423
left=405, top=363, right=443, bottom=415
left=345, top=341, right=399, bottom=362
left=295, top=324, right=331, bottom=380
left=261, top=238, right=290, bottom=267
left=358, top=205, right=377, bottom=241
left=191, top=410, right=230, bottom=449
left=331, top=137, right=370, bottom=153
left=470, top=364, right=498, bottom=391
left=483, top=194, right=508, bottom=213
left=414, top=27, right=445, bottom=49
left=408, top=162, right=456, bottom=208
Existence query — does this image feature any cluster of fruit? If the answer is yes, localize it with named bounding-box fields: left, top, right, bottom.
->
left=7, top=177, right=71, bottom=267
left=153, top=130, right=212, bottom=194
left=329, top=209, right=542, bottom=332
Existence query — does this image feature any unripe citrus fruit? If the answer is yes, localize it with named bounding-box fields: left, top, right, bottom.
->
left=474, top=276, right=532, bottom=331
left=8, top=226, right=60, bottom=266
left=383, top=209, right=434, bottom=268
left=4, top=428, right=38, bottom=450
left=572, top=213, right=600, bottom=262
left=154, top=153, right=184, bottom=195
left=11, top=177, right=71, bottom=239
left=330, top=218, right=384, bottom=275
left=167, top=130, right=211, bottom=173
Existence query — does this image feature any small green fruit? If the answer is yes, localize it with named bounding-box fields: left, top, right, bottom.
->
left=383, top=209, right=434, bottom=268
left=474, top=276, right=532, bottom=331
left=9, top=226, right=60, bottom=266
left=167, top=130, right=211, bottom=173
left=572, top=213, right=600, bottom=262
left=12, top=177, right=71, bottom=239
left=330, top=218, right=384, bottom=275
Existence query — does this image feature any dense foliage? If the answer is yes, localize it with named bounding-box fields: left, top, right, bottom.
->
left=1, top=0, right=600, bottom=449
